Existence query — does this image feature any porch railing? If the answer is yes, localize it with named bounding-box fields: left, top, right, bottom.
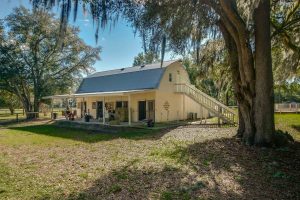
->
left=174, top=83, right=236, bottom=124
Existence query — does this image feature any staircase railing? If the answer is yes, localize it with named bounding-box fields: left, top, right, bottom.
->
left=174, top=83, right=236, bottom=124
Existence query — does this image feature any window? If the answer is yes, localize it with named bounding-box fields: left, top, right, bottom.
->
left=116, top=101, right=123, bottom=108
left=169, top=73, right=172, bottom=82
left=148, top=101, right=154, bottom=111
left=116, top=101, right=128, bottom=108
left=92, top=102, right=96, bottom=109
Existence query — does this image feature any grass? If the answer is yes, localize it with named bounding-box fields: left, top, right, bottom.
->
left=0, top=109, right=31, bottom=122
left=275, top=113, right=300, bottom=140
left=0, top=123, right=159, bottom=145
left=0, top=109, right=24, bottom=114
left=0, top=114, right=299, bottom=199
left=0, top=109, right=64, bottom=123
left=206, top=113, right=300, bottom=138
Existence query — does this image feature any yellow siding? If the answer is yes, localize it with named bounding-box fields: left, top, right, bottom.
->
left=184, top=95, right=209, bottom=119
left=155, top=61, right=209, bottom=122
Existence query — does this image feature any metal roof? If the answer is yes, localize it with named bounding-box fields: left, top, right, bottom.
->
left=76, top=60, right=177, bottom=94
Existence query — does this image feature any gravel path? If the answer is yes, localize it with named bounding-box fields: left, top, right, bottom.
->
left=161, top=126, right=237, bottom=143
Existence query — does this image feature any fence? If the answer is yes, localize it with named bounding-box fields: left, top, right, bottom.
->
left=0, top=109, right=24, bottom=115
left=275, top=103, right=300, bottom=113
left=222, top=104, right=299, bottom=114
left=0, top=108, right=66, bottom=123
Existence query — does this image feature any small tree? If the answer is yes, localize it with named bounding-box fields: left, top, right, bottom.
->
left=133, top=52, right=159, bottom=66
left=0, top=90, right=22, bottom=115
left=0, top=7, right=100, bottom=119
left=183, top=39, right=235, bottom=106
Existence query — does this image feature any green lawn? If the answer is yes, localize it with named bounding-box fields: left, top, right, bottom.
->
left=275, top=113, right=300, bottom=141
left=0, top=114, right=299, bottom=199
left=0, top=114, right=26, bottom=122
left=0, top=109, right=64, bottom=122
left=0, top=109, right=25, bottom=122
left=0, top=109, right=24, bottom=114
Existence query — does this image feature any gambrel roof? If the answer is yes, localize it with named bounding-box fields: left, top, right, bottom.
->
left=76, top=60, right=177, bottom=94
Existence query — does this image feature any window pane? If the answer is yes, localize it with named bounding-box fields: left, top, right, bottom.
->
left=116, top=101, right=122, bottom=108
left=169, top=73, right=172, bottom=82
left=148, top=101, right=154, bottom=111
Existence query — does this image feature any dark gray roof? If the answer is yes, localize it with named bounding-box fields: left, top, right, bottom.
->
left=76, top=60, right=176, bottom=94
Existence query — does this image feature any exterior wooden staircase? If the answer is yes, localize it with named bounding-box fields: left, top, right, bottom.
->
left=174, top=83, right=236, bottom=124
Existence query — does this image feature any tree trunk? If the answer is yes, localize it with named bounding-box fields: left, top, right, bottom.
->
left=19, top=95, right=35, bottom=119
left=209, top=0, right=275, bottom=147
left=8, top=105, right=15, bottom=115
left=219, top=20, right=255, bottom=144
left=253, top=0, right=275, bottom=146
left=238, top=100, right=255, bottom=144
left=237, top=106, right=245, bottom=137
left=225, top=91, right=229, bottom=106
left=33, top=96, right=40, bottom=118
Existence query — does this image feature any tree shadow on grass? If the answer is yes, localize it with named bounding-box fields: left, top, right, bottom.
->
left=8, top=124, right=173, bottom=143
left=291, top=125, right=300, bottom=132
left=185, top=137, right=300, bottom=199
left=48, top=137, right=300, bottom=199
left=64, top=161, right=245, bottom=200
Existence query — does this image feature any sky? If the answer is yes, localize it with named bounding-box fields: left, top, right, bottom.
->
left=0, top=0, right=175, bottom=72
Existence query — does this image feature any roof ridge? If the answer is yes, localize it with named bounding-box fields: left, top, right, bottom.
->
left=90, top=67, right=165, bottom=79
left=87, top=60, right=178, bottom=78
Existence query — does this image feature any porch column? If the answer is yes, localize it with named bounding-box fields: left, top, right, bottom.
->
left=103, top=97, right=105, bottom=124
left=82, top=97, right=85, bottom=117
left=128, top=94, right=131, bottom=126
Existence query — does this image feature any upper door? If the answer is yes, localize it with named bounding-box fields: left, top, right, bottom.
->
left=147, top=100, right=155, bottom=121
left=138, top=101, right=146, bottom=121
left=96, top=101, right=103, bottom=119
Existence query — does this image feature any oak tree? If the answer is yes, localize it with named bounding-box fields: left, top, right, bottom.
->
left=0, top=7, right=100, bottom=118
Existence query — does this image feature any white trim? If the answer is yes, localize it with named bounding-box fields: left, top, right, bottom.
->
left=43, top=89, right=155, bottom=99
left=43, top=94, right=74, bottom=99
